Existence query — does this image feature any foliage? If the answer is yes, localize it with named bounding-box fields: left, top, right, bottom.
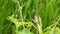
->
left=0, top=0, right=60, bottom=34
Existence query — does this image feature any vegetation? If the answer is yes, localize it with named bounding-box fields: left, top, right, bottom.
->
left=0, top=0, right=60, bottom=34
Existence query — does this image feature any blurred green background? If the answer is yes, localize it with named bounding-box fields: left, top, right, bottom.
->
left=0, top=0, right=60, bottom=34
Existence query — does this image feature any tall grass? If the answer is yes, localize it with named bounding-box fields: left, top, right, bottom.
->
left=0, top=0, right=60, bottom=34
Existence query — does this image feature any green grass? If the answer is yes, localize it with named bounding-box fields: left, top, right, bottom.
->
left=0, top=0, right=60, bottom=34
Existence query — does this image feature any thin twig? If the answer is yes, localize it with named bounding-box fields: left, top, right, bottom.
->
left=53, top=16, right=60, bottom=34
left=36, top=0, right=39, bottom=34
left=13, top=0, right=25, bottom=29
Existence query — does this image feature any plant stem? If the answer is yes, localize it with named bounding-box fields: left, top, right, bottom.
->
left=53, top=16, right=60, bottom=34
left=13, top=0, right=25, bottom=29
left=36, top=0, right=39, bottom=34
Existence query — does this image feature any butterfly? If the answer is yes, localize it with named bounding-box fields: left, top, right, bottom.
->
left=32, top=13, right=38, bottom=23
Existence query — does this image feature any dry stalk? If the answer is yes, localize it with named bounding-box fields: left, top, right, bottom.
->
left=13, top=0, right=25, bottom=29
left=53, top=16, right=60, bottom=34
left=36, top=0, right=39, bottom=34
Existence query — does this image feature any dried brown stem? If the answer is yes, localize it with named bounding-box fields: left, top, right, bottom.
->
left=36, top=0, right=39, bottom=34
left=13, top=0, right=25, bottom=29
left=53, top=17, right=60, bottom=34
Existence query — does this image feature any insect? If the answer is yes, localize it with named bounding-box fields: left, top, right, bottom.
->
left=32, top=12, right=38, bottom=23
